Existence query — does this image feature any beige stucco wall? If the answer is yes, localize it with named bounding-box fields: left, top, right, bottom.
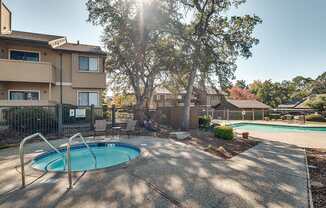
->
left=0, top=41, right=106, bottom=106
left=0, top=2, right=11, bottom=34
left=0, top=82, right=103, bottom=106
left=0, top=82, right=50, bottom=101
left=71, top=53, right=106, bottom=89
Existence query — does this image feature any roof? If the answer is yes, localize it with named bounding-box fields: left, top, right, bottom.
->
left=295, top=94, right=326, bottom=109
left=226, top=99, right=271, bottom=109
left=0, top=30, right=105, bottom=54
left=54, top=43, right=105, bottom=55
left=0, top=30, right=64, bottom=43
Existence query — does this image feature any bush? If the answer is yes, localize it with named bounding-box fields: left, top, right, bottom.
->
left=268, top=114, right=281, bottom=120
left=198, top=115, right=211, bottom=129
left=7, top=107, right=58, bottom=134
left=305, top=114, right=326, bottom=122
left=214, top=126, right=234, bottom=140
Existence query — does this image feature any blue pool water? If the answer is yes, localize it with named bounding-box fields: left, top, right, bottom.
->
left=232, top=123, right=326, bottom=133
left=32, top=142, right=141, bottom=172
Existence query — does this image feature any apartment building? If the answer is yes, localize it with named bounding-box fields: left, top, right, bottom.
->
left=0, top=1, right=106, bottom=107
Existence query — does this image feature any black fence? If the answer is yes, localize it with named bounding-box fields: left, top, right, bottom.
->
left=0, top=104, right=140, bottom=145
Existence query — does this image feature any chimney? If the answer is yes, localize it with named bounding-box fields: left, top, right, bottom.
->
left=77, top=40, right=80, bottom=45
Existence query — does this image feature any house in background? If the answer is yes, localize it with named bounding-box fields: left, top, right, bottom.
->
left=215, top=99, right=271, bottom=111
left=0, top=1, right=106, bottom=107
left=150, top=87, right=226, bottom=109
left=215, top=99, right=271, bottom=120
left=277, top=94, right=323, bottom=114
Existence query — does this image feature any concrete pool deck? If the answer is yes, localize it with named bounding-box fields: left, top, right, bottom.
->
left=213, top=120, right=326, bottom=148
left=0, top=136, right=308, bottom=208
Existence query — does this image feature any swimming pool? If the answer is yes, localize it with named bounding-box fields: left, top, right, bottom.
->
left=232, top=123, right=326, bottom=133
left=32, top=142, right=141, bottom=172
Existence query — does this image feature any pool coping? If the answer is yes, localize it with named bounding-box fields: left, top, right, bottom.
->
left=31, top=141, right=143, bottom=174
left=218, top=120, right=326, bottom=129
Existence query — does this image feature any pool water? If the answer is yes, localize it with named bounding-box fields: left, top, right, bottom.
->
left=232, top=123, right=326, bottom=133
left=32, top=143, right=141, bottom=172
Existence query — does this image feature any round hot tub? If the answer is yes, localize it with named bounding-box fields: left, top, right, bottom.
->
left=32, top=142, right=141, bottom=172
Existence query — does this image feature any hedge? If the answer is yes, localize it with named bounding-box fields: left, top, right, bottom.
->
left=214, top=126, right=234, bottom=140
left=305, top=114, right=326, bottom=122
left=6, top=107, right=58, bottom=134
left=198, top=115, right=211, bottom=129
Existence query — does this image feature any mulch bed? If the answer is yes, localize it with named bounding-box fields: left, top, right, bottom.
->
left=306, top=148, right=326, bottom=208
left=179, top=130, right=259, bottom=159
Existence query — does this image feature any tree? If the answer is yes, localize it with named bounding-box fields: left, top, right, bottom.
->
left=101, top=89, right=109, bottom=118
left=306, top=95, right=326, bottom=112
left=228, top=86, right=257, bottom=100
left=176, top=0, right=262, bottom=129
left=87, top=0, right=179, bottom=121
left=311, top=72, right=326, bottom=94
left=235, top=80, right=247, bottom=89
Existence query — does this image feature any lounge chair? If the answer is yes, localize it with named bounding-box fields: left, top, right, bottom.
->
left=93, top=119, right=107, bottom=138
left=120, top=120, right=138, bottom=138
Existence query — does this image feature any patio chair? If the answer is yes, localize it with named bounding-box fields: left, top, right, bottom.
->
left=93, top=119, right=108, bottom=139
left=120, top=120, right=138, bottom=138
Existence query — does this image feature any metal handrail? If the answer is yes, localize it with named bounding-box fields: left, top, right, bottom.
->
left=67, top=133, right=97, bottom=188
left=19, top=133, right=64, bottom=188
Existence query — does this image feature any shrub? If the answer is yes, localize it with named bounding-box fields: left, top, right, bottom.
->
left=198, top=115, right=211, bottom=129
left=305, top=114, right=326, bottom=122
left=214, top=126, right=234, bottom=140
left=268, top=114, right=281, bottom=120
left=7, top=107, right=58, bottom=134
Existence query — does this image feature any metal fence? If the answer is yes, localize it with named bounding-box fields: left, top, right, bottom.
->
left=0, top=104, right=138, bottom=145
left=0, top=106, right=58, bottom=145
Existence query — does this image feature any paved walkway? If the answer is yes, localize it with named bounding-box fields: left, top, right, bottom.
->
left=0, top=137, right=308, bottom=208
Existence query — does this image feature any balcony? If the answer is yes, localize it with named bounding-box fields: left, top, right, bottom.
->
left=0, top=59, right=56, bottom=84
left=0, top=100, right=57, bottom=106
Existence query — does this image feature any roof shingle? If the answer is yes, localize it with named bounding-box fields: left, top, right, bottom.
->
left=0, top=30, right=64, bottom=43
left=227, top=99, right=271, bottom=109
left=54, top=43, right=105, bottom=55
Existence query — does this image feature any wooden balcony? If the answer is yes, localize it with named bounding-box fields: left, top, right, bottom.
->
left=0, top=59, right=56, bottom=84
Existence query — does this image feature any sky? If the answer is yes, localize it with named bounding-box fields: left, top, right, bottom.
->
left=4, top=0, right=326, bottom=83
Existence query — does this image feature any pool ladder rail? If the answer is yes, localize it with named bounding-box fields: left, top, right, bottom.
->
left=19, top=132, right=97, bottom=189
left=19, top=133, right=65, bottom=188
left=67, top=133, right=97, bottom=189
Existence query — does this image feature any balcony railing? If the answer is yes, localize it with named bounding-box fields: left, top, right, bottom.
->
left=0, top=59, right=56, bottom=84
left=0, top=100, right=57, bottom=107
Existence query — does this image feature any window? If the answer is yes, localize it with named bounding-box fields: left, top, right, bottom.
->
left=9, top=91, right=39, bottom=100
left=78, top=92, right=99, bottom=106
left=10, top=50, right=39, bottom=62
left=79, top=56, right=98, bottom=72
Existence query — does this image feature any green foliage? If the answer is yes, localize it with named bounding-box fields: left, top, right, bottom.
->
left=306, top=95, right=326, bottom=112
left=214, top=126, right=234, bottom=140
left=248, top=72, right=326, bottom=108
left=7, top=108, right=57, bottom=134
left=268, top=114, right=281, bottom=120
left=235, top=80, right=247, bottom=89
left=305, top=114, right=326, bottom=122
left=198, top=115, right=211, bottom=129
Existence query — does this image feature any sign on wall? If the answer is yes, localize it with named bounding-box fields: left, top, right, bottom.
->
left=75, top=109, right=86, bottom=118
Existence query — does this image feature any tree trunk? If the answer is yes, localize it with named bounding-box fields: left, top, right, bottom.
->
left=182, top=41, right=200, bottom=130
left=134, top=99, right=146, bottom=124
left=181, top=69, right=197, bottom=130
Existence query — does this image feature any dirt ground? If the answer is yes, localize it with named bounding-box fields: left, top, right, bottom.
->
left=180, top=130, right=259, bottom=159
left=306, top=148, right=326, bottom=208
